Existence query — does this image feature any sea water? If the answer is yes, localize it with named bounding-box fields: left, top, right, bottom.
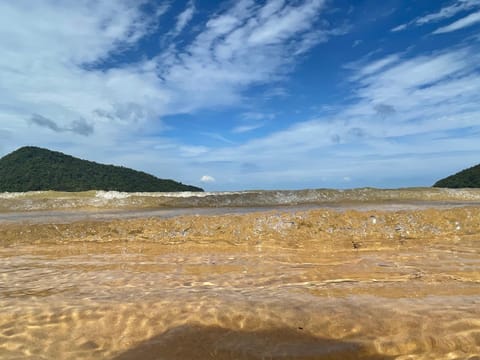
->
left=1, top=189, right=480, bottom=359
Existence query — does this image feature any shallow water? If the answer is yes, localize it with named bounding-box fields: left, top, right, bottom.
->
left=1, top=201, right=478, bottom=225
left=2, top=187, right=480, bottom=214
left=1, top=191, right=480, bottom=359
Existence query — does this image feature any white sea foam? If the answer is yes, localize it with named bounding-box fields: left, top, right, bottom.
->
left=2, top=188, right=480, bottom=214
left=153, top=191, right=254, bottom=198
left=0, top=191, right=47, bottom=199
left=94, top=190, right=253, bottom=200
left=95, top=191, right=131, bottom=200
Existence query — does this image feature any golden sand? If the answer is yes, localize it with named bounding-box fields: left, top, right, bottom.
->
left=1, top=206, right=480, bottom=359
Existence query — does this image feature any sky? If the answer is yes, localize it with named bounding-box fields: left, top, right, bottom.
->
left=1, top=0, right=480, bottom=191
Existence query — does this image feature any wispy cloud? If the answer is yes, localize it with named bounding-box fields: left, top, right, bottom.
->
left=391, top=23, right=408, bottom=32
left=416, top=0, right=479, bottom=25
left=29, top=114, right=62, bottom=133
left=241, top=112, right=275, bottom=121
left=200, top=175, right=216, bottom=183
left=352, top=39, right=363, bottom=47
left=29, top=114, right=94, bottom=136
left=232, top=124, right=265, bottom=134
left=231, top=112, right=275, bottom=133
left=201, top=132, right=235, bottom=144
left=156, top=0, right=332, bottom=114
left=181, top=44, right=480, bottom=189
left=175, top=1, right=195, bottom=34
left=0, top=0, right=338, bottom=157
left=433, top=10, right=480, bottom=33
left=0, top=0, right=169, bottom=149
left=350, top=54, right=400, bottom=79
left=164, top=0, right=196, bottom=40
left=391, top=0, right=480, bottom=32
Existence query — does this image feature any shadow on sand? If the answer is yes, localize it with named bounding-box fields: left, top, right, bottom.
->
left=111, top=323, right=394, bottom=360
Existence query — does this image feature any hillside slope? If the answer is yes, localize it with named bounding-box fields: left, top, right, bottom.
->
left=0, top=146, right=203, bottom=192
left=433, top=163, right=480, bottom=188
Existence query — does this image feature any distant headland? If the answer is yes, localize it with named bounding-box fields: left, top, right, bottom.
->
left=434, top=163, right=480, bottom=188
left=0, top=146, right=203, bottom=192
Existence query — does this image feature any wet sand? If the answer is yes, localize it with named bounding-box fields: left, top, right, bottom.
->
left=1, top=205, right=480, bottom=359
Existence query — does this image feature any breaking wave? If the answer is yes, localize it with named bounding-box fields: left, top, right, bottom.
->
left=1, top=187, right=480, bottom=213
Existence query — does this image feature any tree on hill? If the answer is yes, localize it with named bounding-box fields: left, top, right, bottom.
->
left=0, top=146, right=203, bottom=192
left=433, top=163, right=480, bottom=188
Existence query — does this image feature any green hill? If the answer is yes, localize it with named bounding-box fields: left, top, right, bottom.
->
left=0, top=146, right=203, bottom=192
left=433, top=163, right=480, bottom=188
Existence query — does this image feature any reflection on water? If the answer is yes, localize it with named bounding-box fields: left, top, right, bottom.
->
left=1, top=239, right=479, bottom=360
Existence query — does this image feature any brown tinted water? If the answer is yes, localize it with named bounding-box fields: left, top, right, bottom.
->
left=1, top=205, right=480, bottom=359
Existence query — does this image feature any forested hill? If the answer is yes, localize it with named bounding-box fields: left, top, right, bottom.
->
left=0, top=146, right=203, bottom=192
left=433, top=163, right=480, bottom=188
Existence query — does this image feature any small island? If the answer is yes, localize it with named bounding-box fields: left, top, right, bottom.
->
left=0, top=146, right=203, bottom=192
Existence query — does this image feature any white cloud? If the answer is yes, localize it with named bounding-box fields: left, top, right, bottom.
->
left=200, top=175, right=216, bottom=183
left=176, top=44, right=480, bottom=189
left=156, top=0, right=331, bottom=114
left=0, top=0, right=171, bottom=149
left=391, top=0, right=480, bottom=32
left=433, top=10, right=480, bottom=33
left=201, top=132, right=235, bottom=144
left=176, top=1, right=196, bottom=33
left=241, top=112, right=275, bottom=121
left=180, top=145, right=209, bottom=157
left=247, top=0, right=323, bottom=46
left=0, top=1, right=152, bottom=66
left=352, top=39, right=363, bottom=47
left=391, top=23, right=407, bottom=32
left=416, top=0, right=480, bottom=25
left=0, top=0, right=337, bottom=158
left=232, top=112, right=274, bottom=133
left=165, top=0, right=196, bottom=39
left=352, top=54, right=400, bottom=79
left=232, top=124, right=265, bottom=133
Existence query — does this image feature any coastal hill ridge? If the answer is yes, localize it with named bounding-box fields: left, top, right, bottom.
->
left=0, top=146, right=203, bottom=192
left=434, top=163, right=480, bottom=188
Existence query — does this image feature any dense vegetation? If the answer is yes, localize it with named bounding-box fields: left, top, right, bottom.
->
left=0, top=146, right=203, bottom=192
left=434, top=163, right=480, bottom=188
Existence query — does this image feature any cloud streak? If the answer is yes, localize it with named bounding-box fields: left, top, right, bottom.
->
left=391, top=0, right=480, bottom=32
left=179, top=43, right=480, bottom=189
left=29, top=114, right=94, bottom=136
left=174, top=1, right=195, bottom=36
left=157, top=0, right=331, bottom=114
left=0, top=0, right=334, bottom=148
left=163, top=1, right=196, bottom=41
left=416, top=0, right=480, bottom=25
left=433, top=10, right=480, bottom=33
left=232, top=124, right=265, bottom=134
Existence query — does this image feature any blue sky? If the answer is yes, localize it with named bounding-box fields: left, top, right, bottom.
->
left=1, top=0, right=480, bottom=191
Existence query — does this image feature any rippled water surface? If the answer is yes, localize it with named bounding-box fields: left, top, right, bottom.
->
left=1, top=190, right=480, bottom=359
left=1, top=236, right=480, bottom=359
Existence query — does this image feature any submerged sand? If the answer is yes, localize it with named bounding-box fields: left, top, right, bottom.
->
left=1, top=202, right=480, bottom=359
